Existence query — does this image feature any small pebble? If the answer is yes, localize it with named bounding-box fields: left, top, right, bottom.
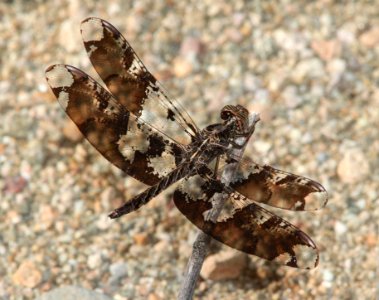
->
left=12, top=261, right=42, bottom=288
left=200, top=250, right=247, bottom=281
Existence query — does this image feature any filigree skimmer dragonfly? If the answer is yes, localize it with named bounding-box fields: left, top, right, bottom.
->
left=45, top=17, right=327, bottom=269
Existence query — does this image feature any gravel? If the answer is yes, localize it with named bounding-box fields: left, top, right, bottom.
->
left=0, top=1, right=377, bottom=299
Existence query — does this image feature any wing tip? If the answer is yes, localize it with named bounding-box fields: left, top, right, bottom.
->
left=81, top=16, right=100, bottom=24
left=45, top=64, right=75, bottom=90
left=294, top=231, right=319, bottom=269
left=45, top=64, right=87, bottom=86
left=81, top=16, right=107, bottom=27
left=45, top=63, right=71, bottom=74
left=284, top=247, right=319, bottom=269
left=80, top=17, right=105, bottom=43
left=45, top=65, right=91, bottom=111
left=45, top=64, right=56, bottom=74
left=304, top=189, right=328, bottom=211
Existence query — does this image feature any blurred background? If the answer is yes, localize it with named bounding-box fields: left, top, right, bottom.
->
left=0, top=0, right=377, bottom=299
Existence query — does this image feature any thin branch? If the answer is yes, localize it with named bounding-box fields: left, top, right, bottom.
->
left=178, top=113, right=260, bottom=300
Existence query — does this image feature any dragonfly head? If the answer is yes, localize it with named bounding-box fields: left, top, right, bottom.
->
left=220, top=104, right=250, bottom=134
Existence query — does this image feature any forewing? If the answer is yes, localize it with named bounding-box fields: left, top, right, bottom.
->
left=80, top=17, right=199, bottom=145
left=226, top=160, right=328, bottom=211
left=173, top=176, right=319, bottom=269
left=46, top=64, right=184, bottom=186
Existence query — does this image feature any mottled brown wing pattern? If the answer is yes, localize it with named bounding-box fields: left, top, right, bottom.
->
left=80, top=17, right=199, bottom=145
left=46, top=17, right=326, bottom=269
left=45, top=64, right=184, bottom=186
left=229, top=161, right=328, bottom=211
left=173, top=175, right=319, bottom=269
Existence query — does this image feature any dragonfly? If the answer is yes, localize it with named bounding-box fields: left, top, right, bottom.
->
left=45, top=17, right=327, bottom=269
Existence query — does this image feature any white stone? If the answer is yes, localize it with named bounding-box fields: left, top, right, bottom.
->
left=334, top=221, right=347, bottom=236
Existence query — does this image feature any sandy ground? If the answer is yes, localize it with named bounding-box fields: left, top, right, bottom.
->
left=0, top=1, right=378, bottom=299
